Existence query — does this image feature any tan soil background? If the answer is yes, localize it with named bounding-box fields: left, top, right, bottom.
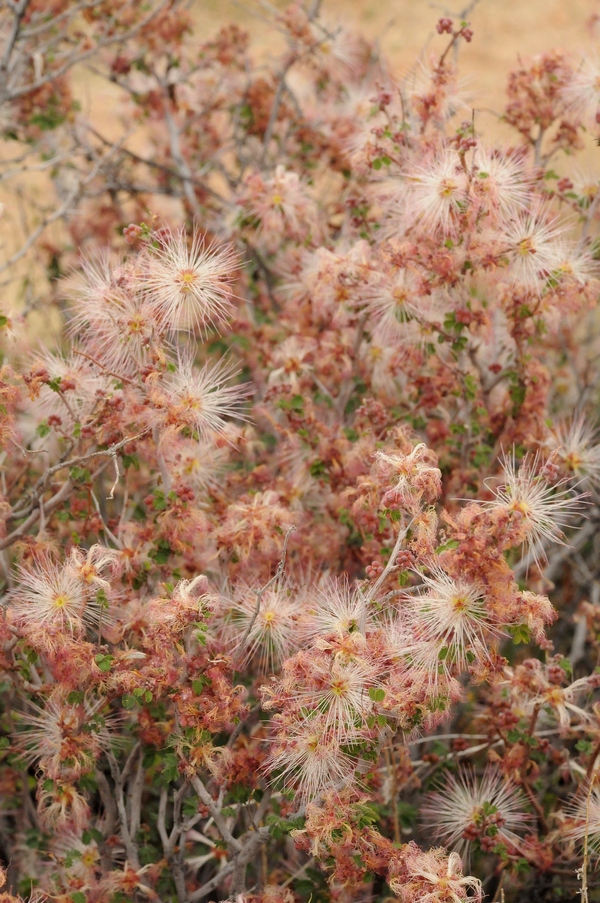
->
left=4, top=0, right=600, bottom=307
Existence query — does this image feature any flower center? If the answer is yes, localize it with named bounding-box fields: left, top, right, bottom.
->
left=439, top=178, right=458, bottom=198
left=517, top=237, right=536, bottom=257
left=451, top=594, right=469, bottom=613
left=330, top=678, right=349, bottom=697
left=178, top=269, right=197, bottom=291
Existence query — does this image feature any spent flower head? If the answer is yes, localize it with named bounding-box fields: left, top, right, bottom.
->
left=421, top=766, right=531, bottom=863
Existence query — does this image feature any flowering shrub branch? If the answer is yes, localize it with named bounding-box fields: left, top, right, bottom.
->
left=0, top=2, right=600, bottom=902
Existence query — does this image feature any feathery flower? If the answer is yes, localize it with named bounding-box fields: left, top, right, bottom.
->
left=226, top=578, right=303, bottom=671
left=308, top=17, right=364, bottom=77
left=51, top=831, right=102, bottom=880
left=572, top=170, right=600, bottom=205
left=301, top=577, right=373, bottom=642
left=564, top=784, right=600, bottom=858
left=362, top=268, right=423, bottom=338
left=80, top=292, right=160, bottom=378
left=37, top=781, right=90, bottom=831
left=377, top=443, right=442, bottom=514
left=294, top=657, right=378, bottom=739
left=422, top=767, right=531, bottom=862
left=28, top=347, right=107, bottom=433
left=165, top=437, right=229, bottom=494
left=266, top=716, right=359, bottom=802
left=472, top=147, right=531, bottom=221
left=406, top=567, right=501, bottom=674
left=243, top=165, right=317, bottom=241
left=547, top=413, right=600, bottom=489
left=65, top=253, right=161, bottom=377
left=550, top=241, right=597, bottom=285
left=67, top=544, right=120, bottom=591
left=65, top=249, right=125, bottom=316
left=502, top=209, right=565, bottom=290
left=405, top=58, right=468, bottom=125
left=483, top=451, right=586, bottom=564
left=403, top=150, right=468, bottom=235
left=9, top=554, right=101, bottom=633
left=563, top=55, right=600, bottom=125
left=154, top=352, right=252, bottom=443
left=388, top=845, right=483, bottom=903
left=143, top=228, right=238, bottom=335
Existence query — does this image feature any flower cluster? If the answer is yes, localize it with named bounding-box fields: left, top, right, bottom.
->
left=0, top=3, right=599, bottom=903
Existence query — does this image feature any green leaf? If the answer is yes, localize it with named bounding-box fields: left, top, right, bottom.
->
left=506, top=623, right=532, bottom=645
left=309, top=459, right=327, bottom=478
left=368, top=687, right=385, bottom=703
left=435, top=539, right=459, bottom=553
left=122, top=694, right=137, bottom=710
left=192, top=677, right=208, bottom=695
left=94, top=653, right=114, bottom=672
left=152, top=490, right=167, bottom=511
left=122, top=453, right=140, bottom=471
left=67, top=691, right=84, bottom=705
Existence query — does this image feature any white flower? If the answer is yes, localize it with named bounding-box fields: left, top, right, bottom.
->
left=225, top=578, right=304, bottom=671
left=565, top=784, right=600, bottom=858
left=293, top=657, right=378, bottom=739
left=14, top=693, right=119, bottom=776
left=483, top=451, right=586, bottom=565
left=563, top=55, right=600, bottom=125
left=266, top=716, right=359, bottom=801
left=164, top=437, right=229, bottom=494
left=403, top=150, right=468, bottom=235
left=154, top=351, right=252, bottom=443
left=502, top=209, right=566, bottom=290
left=28, top=348, right=107, bottom=433
left=144, top=228, right=238, bottom=336
left=10, top=554, right=101, bottom=633
left=406, top=566, right=502, bottom=675
left=548, top=413, right=600, bottom=489
left=363, top=268, right=422, bottom=338
left=472, top=147, right=532, bottom=221
left=300, top=577, right=374, bottom=642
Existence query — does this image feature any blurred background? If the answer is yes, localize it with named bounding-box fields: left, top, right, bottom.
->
left=4, top=0, right=600, bottom=313
left=80, top=0, right=600, bottom=149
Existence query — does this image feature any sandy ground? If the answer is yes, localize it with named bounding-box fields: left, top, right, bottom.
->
left=3, top=0, right=600, bottom=307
